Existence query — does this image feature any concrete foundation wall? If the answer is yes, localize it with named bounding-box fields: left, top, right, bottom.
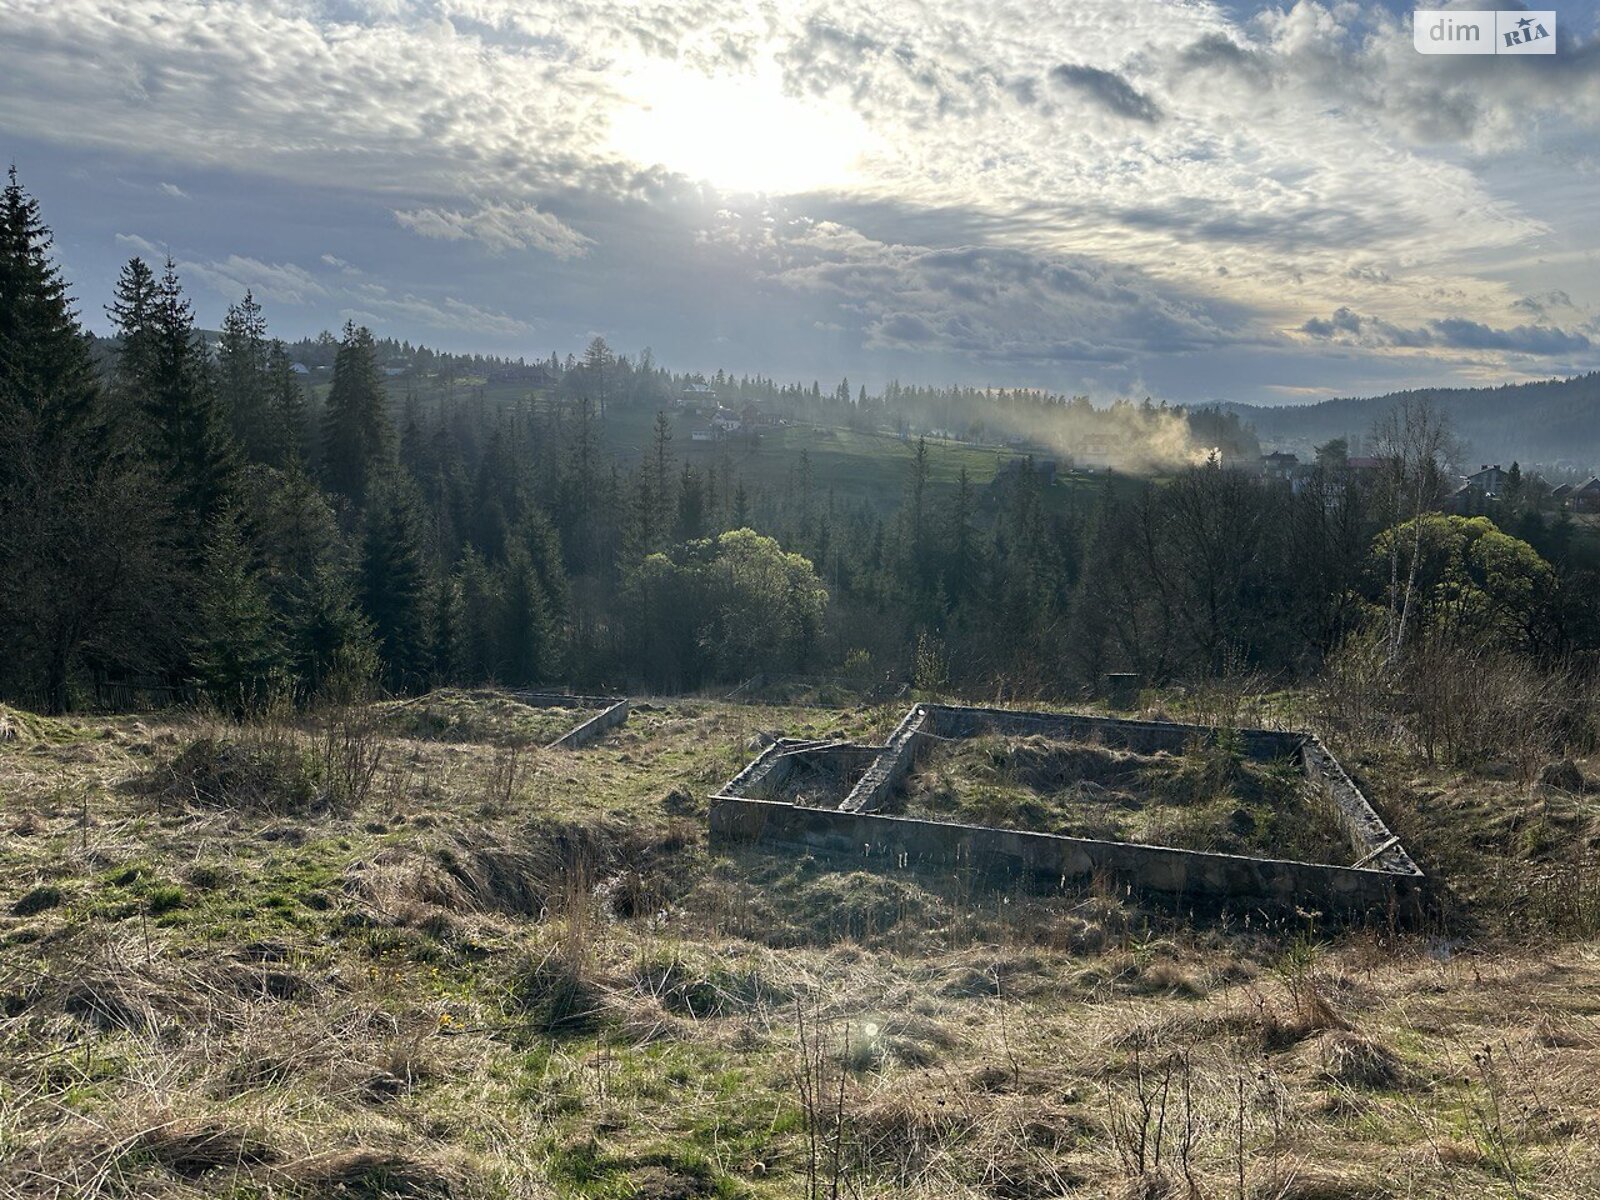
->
left=549, top=699, right=630, bottom=749
left=840, top=704, right=1305, bottom=815
left=716, top=702, right=1422, bottom=911
left=1301, top=735, right=1418, bottom=875
left=709, top=796, right=1420, bottom=912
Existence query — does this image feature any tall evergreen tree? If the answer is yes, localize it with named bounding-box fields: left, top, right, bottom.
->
left=249, top=463, right=373, bottom=698
left=360, top=470, right=432, bottom=692
left=103, top=256, right=159, bottom=443
left=129, top=259, right=238, bottom=546
left=677, top=462, right=705, bottom=542
left=218, top=290, right=278, bottom=463
left=651, top=409, right=675, bottom=529
left=323, top=321, right=391, bottom=505
left=192, top=506, right=283, bottom=712
left=0, top=168, right=96, bottom=453
left=498, top=545, right=554, bottom=684
left=265, top=340, right=309, bottom=467
left=0, top=172, right=171, bottom=712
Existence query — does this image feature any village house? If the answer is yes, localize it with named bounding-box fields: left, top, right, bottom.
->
left=1570, top=477, right=1600, bottom=513
left=1260, top=450, right=1300, bottom=480
left=680, top=381, right=716, bottom=407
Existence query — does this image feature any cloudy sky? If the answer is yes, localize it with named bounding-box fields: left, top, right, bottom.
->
left=4, top=0, right=1599, bottom=405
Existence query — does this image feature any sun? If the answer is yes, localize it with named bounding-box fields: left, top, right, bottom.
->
left=607, top=60, right=875, bottom=196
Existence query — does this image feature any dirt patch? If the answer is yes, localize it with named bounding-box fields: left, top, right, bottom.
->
left=763, top=754, right=867, bottom=808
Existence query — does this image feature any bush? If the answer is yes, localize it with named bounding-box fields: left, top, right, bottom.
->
left=158, top=735, right=322, bottom=814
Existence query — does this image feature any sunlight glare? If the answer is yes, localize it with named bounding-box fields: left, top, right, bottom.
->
left=608, top=61, right=873, bottom=196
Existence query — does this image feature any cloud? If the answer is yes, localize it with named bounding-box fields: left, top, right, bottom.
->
left=158, top=181, right=189, bottom=200
left=116, top=232, right=530, bottom=336
left=393, top=202, right=593, bottom=257
left=734, top=215, right=1245, bottom=369
left=344, top=287, right=534, bottom=337
left=1049, top=64, right=1164, bottom=123
left=183, top=255, right=330, bottom=306
left=1300, top=307, right=1591, bottom=356
left=1176, top=34, right=1272, bottom=87
left=12, top=0, right=1600, bottom=396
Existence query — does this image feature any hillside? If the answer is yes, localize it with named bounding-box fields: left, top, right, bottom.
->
left=4, top=690, right=1600, bottom=1199
left=1226, top=373, right=1600, bottom=471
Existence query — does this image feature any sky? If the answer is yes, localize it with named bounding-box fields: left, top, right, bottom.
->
left=3, top=0, right=1599, bottom=406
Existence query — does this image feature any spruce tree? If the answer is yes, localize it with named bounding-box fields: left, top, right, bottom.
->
left=103, top=256, right=160, bottom=444
left=676, top=462, right=705, bottom=542
left=137, top=259, right=239, bottom=546
left=498, top=545, right=553, bottom=684
left=251, top=463, right=372, bottom=697
left=455, top=547, right=500, bottom=682
left=323, top=321, right=391, bottom=505
left=0, top=166, right=98, bottom=460
left=265, top=340, right=308, bottom=467
left=360, top=470, right=432, bottom=692
left=217, top=290, right=272, bottom=462
left=192, top=506, right=283, bottom=713
left=0, top=170, right=171, bottom=713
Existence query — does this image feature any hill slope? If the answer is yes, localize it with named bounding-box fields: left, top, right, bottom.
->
left=1229, top=373, right=1600, bottom=470
left=3, top=691, right=1600, bottom=1198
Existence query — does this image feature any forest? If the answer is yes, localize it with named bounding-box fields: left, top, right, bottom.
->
left=4, top=168, right=1599, bottom=737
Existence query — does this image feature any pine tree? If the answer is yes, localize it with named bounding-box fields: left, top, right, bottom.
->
left=498, top=545, right=553, bottom=684
left=0, top=169, right=99, bottom=463
left=103, top=256, right=159, bottom=444
left=192, top=507, right=283, bottom=713
left=429, top=572, right=464, bottom=685
left=677, top=462, right=705, bottom=542
left=265, top=340, right=308, bottom=467
left=652, top=410, right=674, bottom=525
left=455, top=547, right=500, bottom=681
left=323, top=321, right=391, bottom=505
left=217, top=290, right=272, bottom=462
left=135, top=259, right=238, bottom=545
left=360, top=470, right=432, bottom=692
left=0, top=172, right=172, bottom=712
left=253, top=463, right=372, bottom=698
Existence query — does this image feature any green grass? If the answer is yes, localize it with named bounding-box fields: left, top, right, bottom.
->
left=3, top=691, right=1600, bottom=1198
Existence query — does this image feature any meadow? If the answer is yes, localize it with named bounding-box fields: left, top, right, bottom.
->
left=4, top=689, right=1599, bottom=1199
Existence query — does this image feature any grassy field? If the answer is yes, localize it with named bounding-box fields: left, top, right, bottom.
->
left=3, top=692, right=1600, bottom=1199
left=890, top=733, right=1351, bottom=864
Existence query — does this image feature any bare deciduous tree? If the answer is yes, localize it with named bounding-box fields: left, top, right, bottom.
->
left=1368, top=394, right=1462, bottom=666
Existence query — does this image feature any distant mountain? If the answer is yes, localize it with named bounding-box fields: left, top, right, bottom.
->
left=1225, top=373, right=1600, bottom=474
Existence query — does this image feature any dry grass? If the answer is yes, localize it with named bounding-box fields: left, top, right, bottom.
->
left=891, top=733, right=1351, bottom=863
left=3, top=689, right=1600, bottom=1198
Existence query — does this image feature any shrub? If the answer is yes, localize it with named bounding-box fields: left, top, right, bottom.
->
left=158, top=736, right=321, bottom=814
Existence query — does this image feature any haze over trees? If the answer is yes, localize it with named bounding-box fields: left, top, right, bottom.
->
left=3, top=171, right=1598, bottom=729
